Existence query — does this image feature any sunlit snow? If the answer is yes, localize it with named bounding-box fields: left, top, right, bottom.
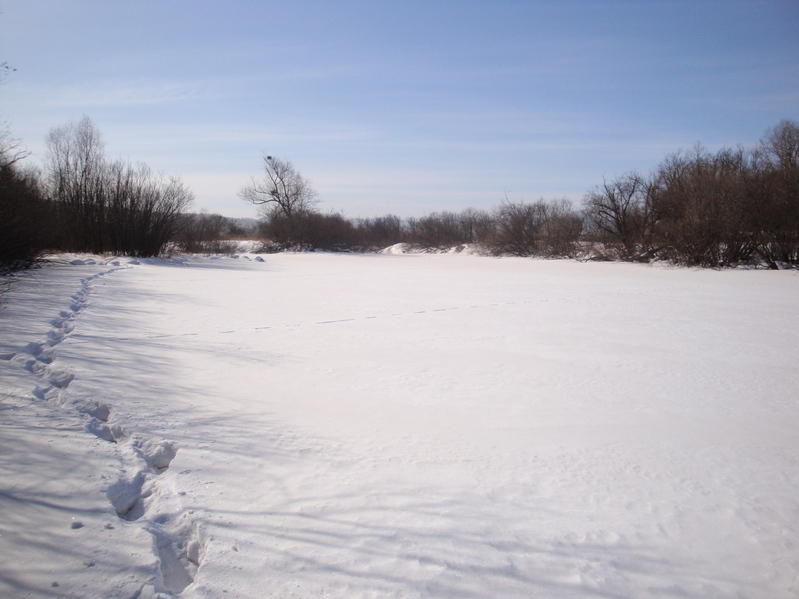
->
left=1, top=252, right=797, bottom=598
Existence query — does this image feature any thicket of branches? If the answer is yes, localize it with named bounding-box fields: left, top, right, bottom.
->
left=582, top=120, right=799, bottom=267
left=46, top=117, right=193, bottom=257
left=0, top=117, right=194, bottom=270
left=238, top=154, right=586, bottom=255
left=0, top=123, right=52, bottom=271
left=173, top=212, right=257, bottom=254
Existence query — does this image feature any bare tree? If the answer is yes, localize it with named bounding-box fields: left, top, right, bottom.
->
left=540, top=198, right=583, bottom=257
left=356, top=214, right=405, bottom=248
left=756, top=120, right=799, bottom=265
left=1, top=149, right=50, bottom=270
left=459, top=208, right=495, bottom=244
left=583, top=172, right=654, bottom=259
left=407, top=211, right=470, bottom=248
left=762, top=120, right=799, bottom=171
left=491, top=199, right=547, bottom=256
left=45, top=116, right=107, bottom=252
left=650, top=146, right=760, bottom=266
left=104, top=161, right=194, bottom=257
left=239, top=155, right=319, bottom=245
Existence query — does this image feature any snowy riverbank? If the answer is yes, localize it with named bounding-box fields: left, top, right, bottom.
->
left=2, top=253, right=798, bottom=598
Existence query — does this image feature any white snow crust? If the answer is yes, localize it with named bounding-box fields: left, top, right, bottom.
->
left=1, top=253, right=798, bottom=598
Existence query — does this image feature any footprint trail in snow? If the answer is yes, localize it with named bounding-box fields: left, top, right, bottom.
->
left=0, top=262, right=206, bottom=597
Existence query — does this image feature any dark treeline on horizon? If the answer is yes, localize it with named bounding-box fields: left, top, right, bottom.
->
left=2, top=118, right=798, bottom=272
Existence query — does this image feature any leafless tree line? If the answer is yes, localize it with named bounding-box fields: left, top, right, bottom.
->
left=239, top=155, right=585, bottom=255
left=0, top=120, right=50, bottom=270
left=243, top=199, right=585, bottom=256
left=172, top=212, right=256, bottom=254
left=2, top=118, right=797, bottom=271
left=583, top=120, right=799, bottom=267
left=1, top=117, right=193, bottom=270
left=45, top=117, right=193, bottom=257
left=244, top=122, right=798, bottom=267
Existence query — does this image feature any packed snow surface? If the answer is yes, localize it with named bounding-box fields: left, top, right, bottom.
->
left=1, top=253, right=798, bottom=598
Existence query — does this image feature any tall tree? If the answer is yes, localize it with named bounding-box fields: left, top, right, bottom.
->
left=239, top=155, right=318, bottom=245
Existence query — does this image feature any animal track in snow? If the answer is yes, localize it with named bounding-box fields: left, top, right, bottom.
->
left=1, top=268, right=136, bottom=513
left=86, top=419, right=126, bottom=443
left=14, top=266, right=126, bottom=407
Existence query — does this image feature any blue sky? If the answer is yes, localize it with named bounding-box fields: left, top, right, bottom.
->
left=2, top=1, right=798, bottom=218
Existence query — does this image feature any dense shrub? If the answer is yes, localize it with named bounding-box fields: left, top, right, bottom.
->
left=354, top=215, right=406, bottom=249
left=0, top=162, right=52, bottom=271
left=582, top=173, right=655, bottom=260
left=174, top=213, right=239, bottom=254
left=581, top=121, right=799, bottom=267
left=650, top=147, right=759, bottom=266
left=491, top=199, right=582, bottom=257
left=407, top=211, right=477, bottom=248
left=45, top=117, right=193, bottom=257
left=754, top=121, right=799, bottom=266
left=0, top=123, right=56, bottom=271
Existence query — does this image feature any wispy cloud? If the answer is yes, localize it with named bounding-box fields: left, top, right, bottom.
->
left=46, top=79, right=209, bottom=108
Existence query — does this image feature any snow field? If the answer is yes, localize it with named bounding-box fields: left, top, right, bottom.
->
left=1, top=253, right=798, bottom=598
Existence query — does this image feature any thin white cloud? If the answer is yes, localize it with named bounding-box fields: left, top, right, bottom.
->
left=47, top=79, right=208, bottom=108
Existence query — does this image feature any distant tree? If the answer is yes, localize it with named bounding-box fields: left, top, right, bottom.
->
left=355, top=214, right=405, bottom=248
left=650, top=146, right=760, bottom=266
left=0, top=119, right=29, bottom=167
left=583, top=172, right=655, bottom=260
left=755, top=120, right=799, bottom=265
left=174, top=212, right=238, bottom=254
left=104, top=160, right=193, bottom=257
left=539, top=198, right=583, bottom=256
left=491, top=198, right=582, bottom=257
left=762, top=120, right=799, bottom=171
left=407, top=211, right=469, bottom=248
left=403, top=208, right=496, bottom=249
left=239, top=155, right=319, bottom=245
left=458, top=208, right=495, bottom=245
left=491, top=200, right=547, bottom=256
left=301, top=212, right=360, bottom=250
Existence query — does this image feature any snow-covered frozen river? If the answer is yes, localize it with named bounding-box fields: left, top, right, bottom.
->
left=2, top=252, right=798, bottom=598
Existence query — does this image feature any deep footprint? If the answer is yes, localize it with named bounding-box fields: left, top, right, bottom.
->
left=106, top=472, right=150, bottom=521
left=46, top=367, right=75, bottom=389
left=134, top=438, right=178, bottom=472
left=151, top=515, right=205, bottom=595
left=86, top=419, right=125, bottom=443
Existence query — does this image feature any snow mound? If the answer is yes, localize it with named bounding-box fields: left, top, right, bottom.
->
left=381, top=243, right=411, bottom=254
